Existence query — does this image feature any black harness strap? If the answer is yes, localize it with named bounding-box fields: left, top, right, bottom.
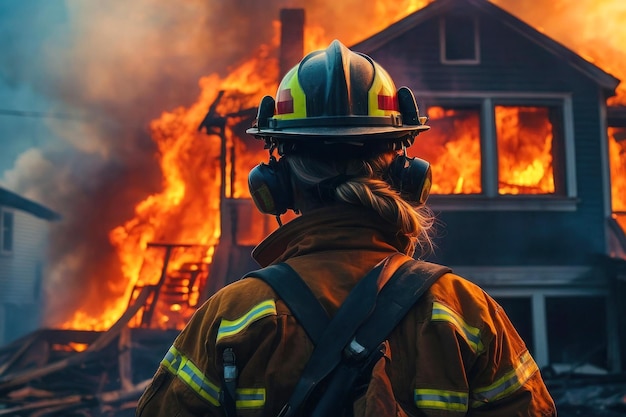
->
left=247, top=263, right=330, bottom=345
left=247, top=255, right=451, bottom=417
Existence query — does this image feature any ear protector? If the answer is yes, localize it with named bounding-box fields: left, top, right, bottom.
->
left=386, top=155, right=432, bottom=205
left=248, top=156, right=294, bottom=216
left=248, top=154, right=432, bottom=216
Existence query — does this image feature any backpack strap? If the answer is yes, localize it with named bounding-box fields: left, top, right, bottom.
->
left=245, top=255, right=451, bottom=417
left=307, top=259, right=451, bottom=417
left=246, top=263, right=330, bottom=345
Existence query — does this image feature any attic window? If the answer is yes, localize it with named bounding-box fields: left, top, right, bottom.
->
left=1, top=209, right=14, bottom=254
left=440, top=15, right=479, bottom=64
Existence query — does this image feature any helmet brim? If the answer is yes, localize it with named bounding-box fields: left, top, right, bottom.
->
left=246, top=125, right=429, bottom=140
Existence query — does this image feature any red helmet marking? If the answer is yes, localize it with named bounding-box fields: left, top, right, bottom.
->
left=276, top=89, right=294, bottom=114
left=377, top=94, right=398, bottom=111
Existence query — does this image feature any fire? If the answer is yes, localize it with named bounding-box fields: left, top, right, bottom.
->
left=495, top=106, right=555, bottom=195
left=60, top=45, right=279, bottom=330
left=409, top=106, right=482, bottom=194
left=609, top=127, right=626, bottom=231
left=56, top=0, right=626, bottom=331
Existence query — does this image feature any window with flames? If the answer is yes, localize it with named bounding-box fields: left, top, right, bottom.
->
left=409, top=98, right=571, bottom=205
left=609, top=127, right=626, bottom=233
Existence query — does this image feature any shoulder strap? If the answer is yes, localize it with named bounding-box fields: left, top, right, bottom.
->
left=246, top=263, right=329, bottom=345
left=245, top=256, right=451, bottom=417
left=351, top=259, right=451, bottom=358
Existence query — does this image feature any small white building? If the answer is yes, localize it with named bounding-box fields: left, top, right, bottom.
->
left=0, top=187, right=60, bottom=346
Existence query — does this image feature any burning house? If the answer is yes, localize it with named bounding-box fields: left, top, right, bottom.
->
left=1, top=0, right=626, bottom=415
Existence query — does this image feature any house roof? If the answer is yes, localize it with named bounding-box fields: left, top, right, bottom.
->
left=351, top=0, right=620, bottom=92
left=0, top=187, right=61, bottom=221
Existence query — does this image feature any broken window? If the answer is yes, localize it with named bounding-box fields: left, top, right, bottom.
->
left=410, top=105, right=482, bottom=194
left=495, top=105, right=563, bottom=195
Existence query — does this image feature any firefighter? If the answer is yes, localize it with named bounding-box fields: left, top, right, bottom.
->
left=136, top=40, right=557, bottom=416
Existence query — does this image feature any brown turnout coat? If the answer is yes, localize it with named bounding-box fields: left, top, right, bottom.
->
left=136, top=205, right=557, bottom=417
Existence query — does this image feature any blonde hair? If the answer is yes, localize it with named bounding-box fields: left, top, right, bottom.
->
left=286, top=153, right=435, bottom=257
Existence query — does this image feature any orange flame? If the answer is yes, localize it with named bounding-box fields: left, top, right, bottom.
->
left=59, top=0, right=626, bottom=331
left=410, top=106, right=482, bottom=194
left=60, top=45, right=279, bottom=330
left=496, top=106, right=555, bottom=195
left=609, top=127, right=626, bottom=232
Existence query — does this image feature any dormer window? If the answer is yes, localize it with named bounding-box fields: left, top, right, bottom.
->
left=440, top=15, right=480, bottom=64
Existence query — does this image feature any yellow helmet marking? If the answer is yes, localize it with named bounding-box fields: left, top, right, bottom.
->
left=274, top=66, right=307, bottom=120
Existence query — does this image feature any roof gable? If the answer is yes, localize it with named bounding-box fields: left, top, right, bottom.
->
left=0, top=187, right=61, bottom=221
left=351, top=0, right=619, bottom=92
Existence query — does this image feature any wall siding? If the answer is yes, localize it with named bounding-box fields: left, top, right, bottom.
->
left=0, top=209, right=48, bottom=303
left=364, top=6, right=611, bottom=269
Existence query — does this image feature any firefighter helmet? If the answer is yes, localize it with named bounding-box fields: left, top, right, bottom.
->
left=246, top=40, right=429, bottom=149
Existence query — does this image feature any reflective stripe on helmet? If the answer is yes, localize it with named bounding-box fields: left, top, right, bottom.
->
left=431, top=301, right=485, bottom=354
left=369, top=62, right=399, bottom=116
left=414, top=388, right=469, bottom=412
left=471, top=351, right=539, bottom=407
left=274, top=66, right=307, bottom=119
left=216, top=299, right=277, bottom=343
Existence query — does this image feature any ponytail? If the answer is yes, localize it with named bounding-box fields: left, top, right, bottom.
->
left=286, top=154, right=434, bottom=257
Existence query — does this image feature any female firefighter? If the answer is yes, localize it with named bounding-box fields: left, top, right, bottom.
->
left=136, top=40, right=557, bottom=416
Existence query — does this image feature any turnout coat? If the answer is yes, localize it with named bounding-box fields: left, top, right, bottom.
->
left=136, top=205, right=556, bottom=416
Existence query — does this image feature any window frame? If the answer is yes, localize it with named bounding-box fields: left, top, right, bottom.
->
left=456, top=265, right=619, bottom=371
left=0, top=208, right=15, bottom=255
left=417, top=92, right=577, bottom=211
left=439, top=15, right=480, bottom=65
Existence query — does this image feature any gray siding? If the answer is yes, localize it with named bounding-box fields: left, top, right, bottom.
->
left=0, top=207, right=48, bottom=345
left=0, top=208, right=48, bottom=303
left=363, top=6, right=611, bottom=268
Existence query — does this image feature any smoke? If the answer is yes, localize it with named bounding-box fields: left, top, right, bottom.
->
left=0, top=0, right=624, bottom=328
left=0, top=0, right=301, bottom=326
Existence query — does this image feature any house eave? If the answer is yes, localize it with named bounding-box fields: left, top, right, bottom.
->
left=351, top=0, right=620, bottom=94
left=0, top=187, right=61, bottom=221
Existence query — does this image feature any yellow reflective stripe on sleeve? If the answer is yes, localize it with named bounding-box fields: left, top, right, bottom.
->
left=471, top=351, right=539, bottom=407
left=414, top=388, right=468, bottom=412
left=216, top=300, right=277, bottom=343
left=431, top=301, right=485, bottom=354
left=236, top=388, right=266, bottom=409
left=160, top=345, right=221, bottom=406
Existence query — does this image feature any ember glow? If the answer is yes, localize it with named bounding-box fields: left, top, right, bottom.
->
left=39, top=0, right=625, bottom=331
